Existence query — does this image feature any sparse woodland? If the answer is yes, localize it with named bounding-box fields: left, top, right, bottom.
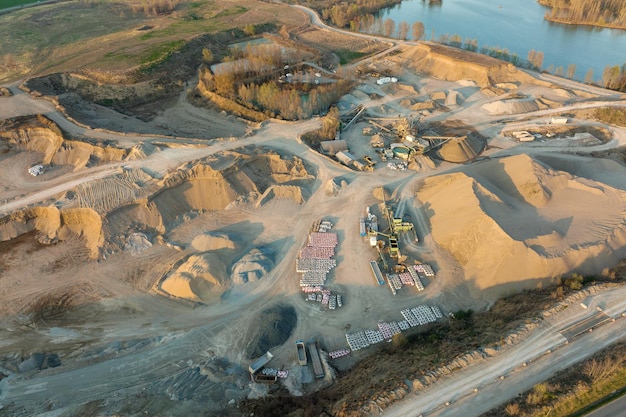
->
left=198, top=41, right=354, bottom=120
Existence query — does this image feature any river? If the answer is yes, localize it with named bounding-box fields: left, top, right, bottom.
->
left=372, top=0, right=626, bottom=82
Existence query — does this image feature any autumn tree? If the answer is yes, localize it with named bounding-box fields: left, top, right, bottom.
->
left=202, top=48, right=213, bottom=63
left=584, top=68, right=594, bottom=84
left=321, top=106, right=340, bottom=139
left=567, top=63, right=577, bottom=79
left=243, top=24, right=256, bottom=36
left=383, top=18, right=396, bottom=38
left=397, top=21, right=409, bottom=40
left=412, top=21, right=425, bottom=40
left=555, top=65, right=564, bottom=76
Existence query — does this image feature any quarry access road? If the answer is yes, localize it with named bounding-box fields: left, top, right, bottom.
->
left=384, top=286, right=626, bottom=417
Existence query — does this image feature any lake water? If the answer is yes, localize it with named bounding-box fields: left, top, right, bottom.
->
left=373, top=0, right=626, bottom=81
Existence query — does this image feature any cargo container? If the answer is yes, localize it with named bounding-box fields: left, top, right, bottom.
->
left=308, top=341, right=324, bottom=379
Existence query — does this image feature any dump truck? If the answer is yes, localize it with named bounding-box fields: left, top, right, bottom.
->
left=248, top=351, right=273, bottom=375
left=296, top=340, right=307, bottom=365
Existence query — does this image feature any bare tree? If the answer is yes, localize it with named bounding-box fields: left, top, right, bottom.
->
left=412, top=21, right=425, bottom=40
left=383, top=18, right=396, bottom=38
left=398, top=21, right=409, bottom=40
left=567, top=63, right=577, bottom=79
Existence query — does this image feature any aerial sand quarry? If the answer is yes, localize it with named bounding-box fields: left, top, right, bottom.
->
left=2, top=3, right=626, bottom=416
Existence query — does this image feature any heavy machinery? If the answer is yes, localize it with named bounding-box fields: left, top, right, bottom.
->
left=368, top=230, right=400, bottom=259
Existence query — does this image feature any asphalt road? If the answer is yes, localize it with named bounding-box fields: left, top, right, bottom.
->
left=384, top=287, right=626, bottom=417
left=586, top=395, right=626, bottom=417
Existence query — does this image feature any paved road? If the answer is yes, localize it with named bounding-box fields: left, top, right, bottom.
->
left=384, top=288, right=626, bottom=417
left=586, top=395, right=626, bottom=417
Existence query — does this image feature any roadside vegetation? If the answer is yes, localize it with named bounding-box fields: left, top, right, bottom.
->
left=595, top=107, right=626, bottom=127
left=242, top=271, right=626, bottom=417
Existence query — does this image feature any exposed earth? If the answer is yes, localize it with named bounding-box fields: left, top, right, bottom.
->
left=1, top=2, right=626, bottom=417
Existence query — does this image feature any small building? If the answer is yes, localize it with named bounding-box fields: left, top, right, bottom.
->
left=550, top=117, right=568, bottom=125
left=320, top=139, right=348, bottom=156
left=336, top=151, right=356, bottom=166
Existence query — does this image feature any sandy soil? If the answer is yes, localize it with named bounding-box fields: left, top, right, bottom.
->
left=1, top=5, right=626, bottom=416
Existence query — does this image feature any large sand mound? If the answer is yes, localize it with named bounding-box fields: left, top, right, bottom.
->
left=0, top=115, right=128, bottom=169
left=152, top=152, right=313, bottom=225
left=161, top=252, right=228, bottom=304
left=191, top=232, right=236, bottom=252
left=0, top=206, right=103, bottom=257
left=433, top=135, right=485, bottom=163
left=392, top=43, right=540, bottom=87
left=417, top=154, right=626, bottom=299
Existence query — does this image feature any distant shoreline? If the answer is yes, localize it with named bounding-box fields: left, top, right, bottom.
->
left=543, top=14, right=626, bottom=32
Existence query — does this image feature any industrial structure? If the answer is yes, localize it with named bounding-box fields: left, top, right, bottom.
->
left=364, top=194, right=416, bottom=263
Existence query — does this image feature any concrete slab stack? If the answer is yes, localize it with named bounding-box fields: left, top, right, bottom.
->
left=365, top=329, right=384, bottom=344
left=346, top=331, right=370, bottom=351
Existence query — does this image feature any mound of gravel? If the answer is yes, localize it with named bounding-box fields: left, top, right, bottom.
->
left=244, top=304, right=297, bottom=359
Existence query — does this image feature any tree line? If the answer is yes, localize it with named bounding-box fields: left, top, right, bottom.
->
left=319, top=0, right=402, bottom=29
left=539, top=0, right=626, bottom=29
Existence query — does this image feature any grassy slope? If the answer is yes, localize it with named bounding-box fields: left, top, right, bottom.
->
left=0, top=0, right=306, bottom=83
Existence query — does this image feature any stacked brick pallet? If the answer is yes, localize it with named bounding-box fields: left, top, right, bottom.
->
left=399, top=272, right=414, bottom=286
left=329, top=349, right=351, bottom=359
left=296, top=258, right=337, bottom=273
left=407, top=267, right=425, bottom=291
left=345, top=304, right=443, bottom=352
left=308, top=232, right=338, bottom=247
left=299, top=246, right=334, bottom=259
left=297, top=220, right=339, bottom=289
left=302, top=286, right=323, bottom=293
left=413, top=263, right=435, bottom=277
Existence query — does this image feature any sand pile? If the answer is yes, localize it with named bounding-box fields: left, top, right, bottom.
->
left=230, top=248, right=274, bottom=285
left=481, top=99, right=540, bottom=115
left=0, top=206, right=103, bottom=257
left=153, top=152, right=312, bottom=225
left=256, top=185, right=305, bottom=207
left=161, top=252, right=228, bottom=304
left=0, top=115, right=127, bottom=169
left=433, top=135, right=485, bottom=163
left=393, top=43, right=539, bottom=87
left=417, top=154, right=626, bottom=299
left=192, top=232, right=235, bottom=252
